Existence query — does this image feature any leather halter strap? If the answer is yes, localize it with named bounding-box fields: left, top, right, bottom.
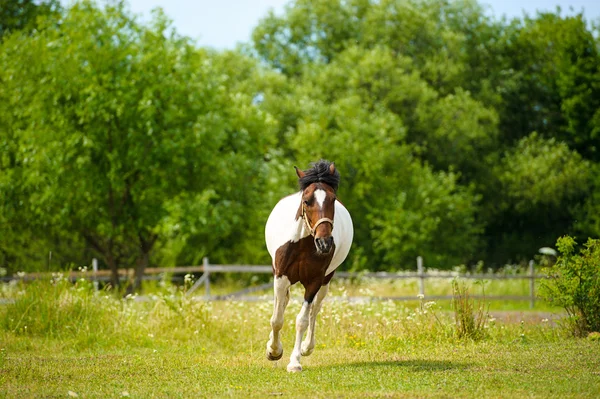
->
left=302, top=203, right=334, bottom=237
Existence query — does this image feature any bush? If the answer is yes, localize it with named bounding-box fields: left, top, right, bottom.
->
left=539, top=236, right=600, bottom=337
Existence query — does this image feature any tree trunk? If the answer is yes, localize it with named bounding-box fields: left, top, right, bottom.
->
left=106, top=252, right=120, bottom=289
left=126, top=234, right=155, bottom=295
left=83, top=233, right=120, bottom=290
left=127, top=251, right=149, bottom=295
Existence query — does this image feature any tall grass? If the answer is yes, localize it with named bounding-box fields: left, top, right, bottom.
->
left=1, top=273, right=213, bottom=349
left=451, top=280, right=490, bottom=340
left=1, top=274, right=567, bottom=354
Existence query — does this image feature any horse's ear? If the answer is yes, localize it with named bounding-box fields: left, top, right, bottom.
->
left=295, top=166, right=305, bottom=179
left=329, top=162, right=336, bottom=175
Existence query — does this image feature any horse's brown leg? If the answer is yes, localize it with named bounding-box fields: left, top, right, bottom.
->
left=266, top=276, right=290, bottom=361
left=301, top=283, right=329, bottom=356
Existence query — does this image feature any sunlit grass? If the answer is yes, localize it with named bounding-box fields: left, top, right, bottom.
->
left=1, top=276, right=597, bottom=398
left=196, top=275, right=560, bottom=312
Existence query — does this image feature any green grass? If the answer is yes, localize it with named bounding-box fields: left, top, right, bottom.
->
left=1, top=277, right=599, bottom=398
left=3, top=336, right=600, bottom=398
left=197, top=275, right=561, bottom=312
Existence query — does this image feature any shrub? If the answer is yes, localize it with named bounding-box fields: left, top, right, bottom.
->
left=539, top=236, right=600, bottom=337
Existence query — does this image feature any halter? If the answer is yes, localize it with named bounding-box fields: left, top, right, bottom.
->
left=301, top=202, right=334, bottom=237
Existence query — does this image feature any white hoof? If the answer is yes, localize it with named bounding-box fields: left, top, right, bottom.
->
left=287, top=363, right=302, bottom=373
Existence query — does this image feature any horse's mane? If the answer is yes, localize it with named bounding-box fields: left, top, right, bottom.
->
left=298, top=160, right=340, bottom=193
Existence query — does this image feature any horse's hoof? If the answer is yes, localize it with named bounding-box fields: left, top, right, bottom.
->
left=287, top=363, right=302, bottom=373
left=301, top=346, right=314, bottom=357
left=266, top=349, right=283, bottom=361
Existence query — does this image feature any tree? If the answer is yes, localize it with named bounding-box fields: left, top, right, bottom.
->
left=252, top=0, right=599, bottom=268
left=0, top=0, right=60, bottom=38
left=254, top=42, right=483, bottom=269
left=483, top=133, right=592, bottom=263
left=253, top=1, right=493, bottom=268
left=0, top=1, right=276, bottom=289
left=495, top=12, right=600, bottom=159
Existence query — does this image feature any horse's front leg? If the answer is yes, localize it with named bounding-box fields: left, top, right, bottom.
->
left=266, top=276, right=291, bottom=361
left=301, top=283, right=329, bottom=356
left=287, top=300, right=311, bottom=372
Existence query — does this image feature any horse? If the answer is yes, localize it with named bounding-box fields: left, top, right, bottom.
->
left=264, top=160, right=353, bottom=372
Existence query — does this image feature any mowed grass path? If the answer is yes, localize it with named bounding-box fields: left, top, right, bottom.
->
left=3, top=335, right=600, bottom=398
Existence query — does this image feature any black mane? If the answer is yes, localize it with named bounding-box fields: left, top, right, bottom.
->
left=298, top=160, right=340, bottom=193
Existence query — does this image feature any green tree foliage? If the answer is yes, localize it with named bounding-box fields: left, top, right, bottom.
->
left=495, top=13, right=600, bottom=159
left=1, top=0, right=599, bottom=278
left=482, top=134, right=592, bottom=262
left=252, top=44, right=484, bottom=268
left=0, top=0, right=60, bottom=38
left=0, top=2, right=276, bottom=287
left=497, top=134, right=590, bottom=212
left=0, top=2, right=66, bottom=273
left=574, top=168, right=600, bottom=239
left=253, top=0, right=598, bottom=268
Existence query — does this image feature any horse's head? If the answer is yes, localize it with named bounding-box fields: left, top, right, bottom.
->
left=295, top=162, right=339, bottom=255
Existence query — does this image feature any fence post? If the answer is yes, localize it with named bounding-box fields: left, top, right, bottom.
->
left=417, top=256, right=425, bottom=298
left=203, top=257, right=211, bottom=298
left=92, top=258, right=98, bottom=291
left=529, top=260, right=535, bottom=309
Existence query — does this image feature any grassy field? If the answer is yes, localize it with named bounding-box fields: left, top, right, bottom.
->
left=1, top=276, right=599, bottom=398
left=201, top=273, right=560, bottom=311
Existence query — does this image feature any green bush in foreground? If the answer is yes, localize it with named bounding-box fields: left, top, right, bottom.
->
left=540, top=236, right=600, bottom=337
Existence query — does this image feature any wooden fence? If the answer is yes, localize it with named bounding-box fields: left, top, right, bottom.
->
left=3, top=256, right=544, bottom=308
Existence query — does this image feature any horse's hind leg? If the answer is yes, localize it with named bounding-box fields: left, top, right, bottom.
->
left=301, top=283, right=329, bottom=357
left=266, top=276, right=291, bottom=361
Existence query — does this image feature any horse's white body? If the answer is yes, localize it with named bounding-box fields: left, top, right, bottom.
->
left=265, top=191, right=354, bottom=276
left=265, top=190, right=353, bottom=372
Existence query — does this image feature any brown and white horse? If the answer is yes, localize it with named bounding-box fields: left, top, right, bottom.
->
left=265, top=160, right=353, bottom=372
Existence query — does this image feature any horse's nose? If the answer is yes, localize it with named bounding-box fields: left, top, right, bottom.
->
left=315, top=236, right=334, bottom=254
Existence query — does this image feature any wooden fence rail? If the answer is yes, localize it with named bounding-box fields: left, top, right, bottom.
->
left=2, top=257, right=543, bottom=307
